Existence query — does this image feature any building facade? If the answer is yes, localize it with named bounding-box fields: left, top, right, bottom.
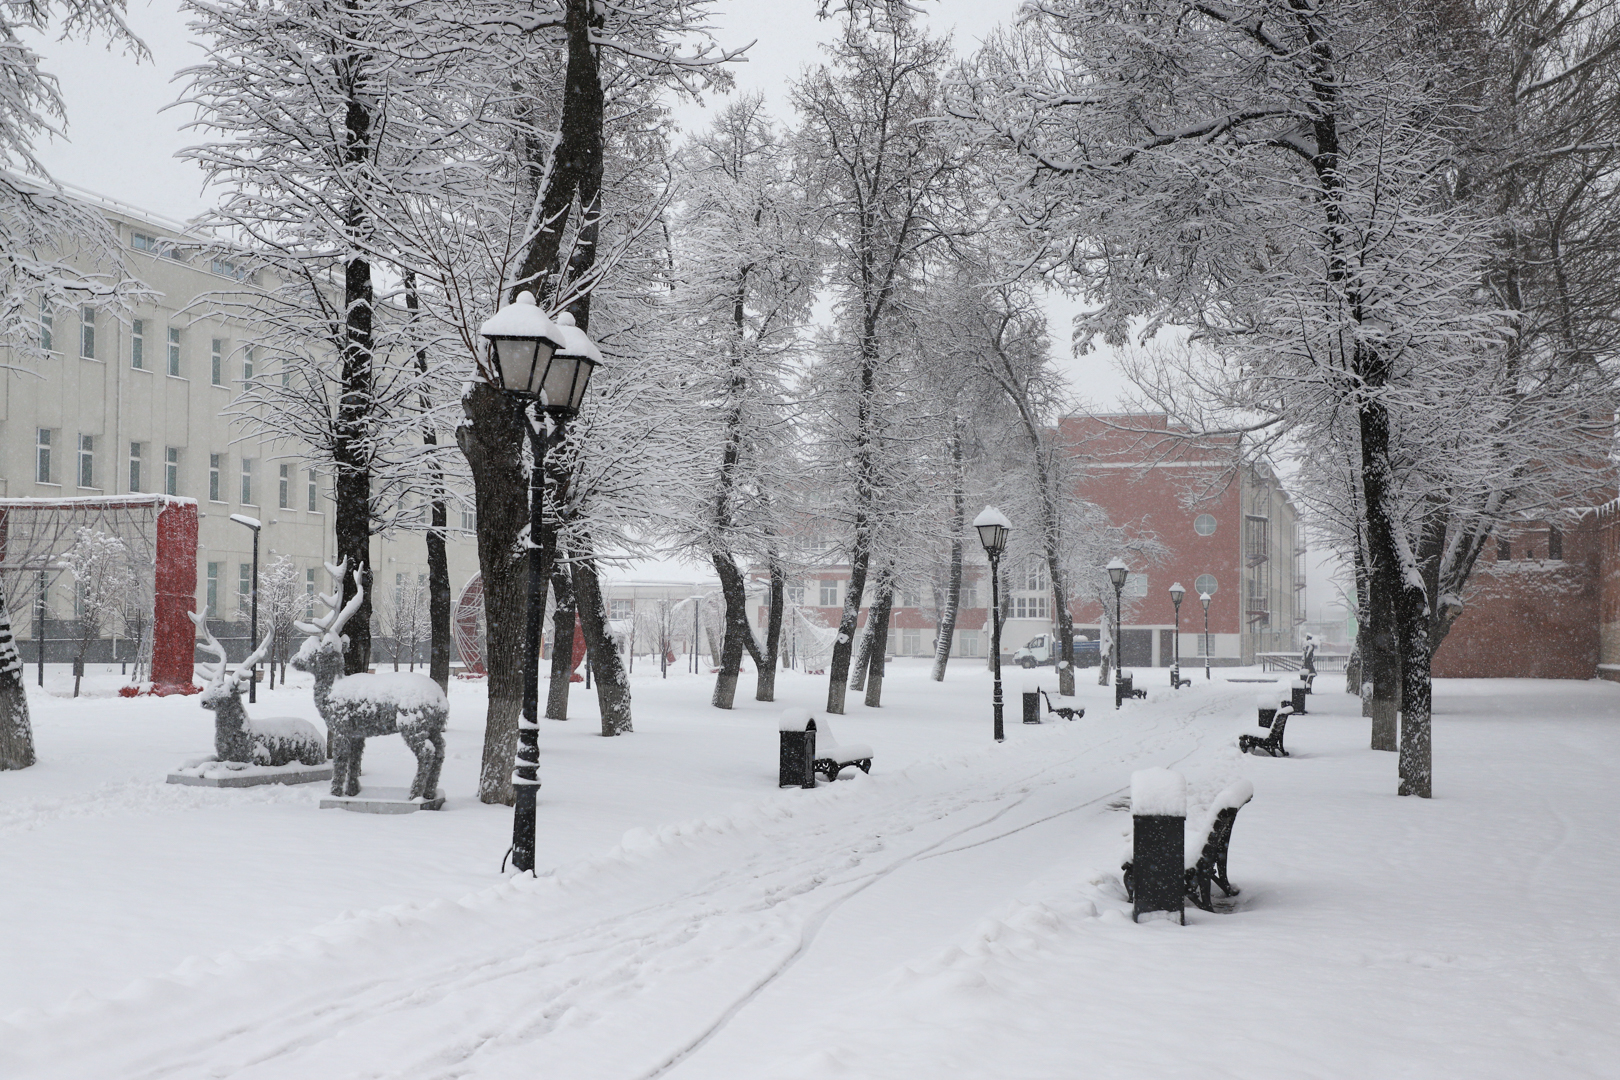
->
left=0, top=191, right=480, bottom=664
left=1059, top=415, right=1303, bottom=667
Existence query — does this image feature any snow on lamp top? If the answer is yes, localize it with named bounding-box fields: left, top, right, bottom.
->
left=973, top=505, right=1011, bottom=556
left=1130, top=767, right=1186, bottom=817
left=1106, top=557, right=1129, bottom=589
left=478, top=291, right=562, bottom=398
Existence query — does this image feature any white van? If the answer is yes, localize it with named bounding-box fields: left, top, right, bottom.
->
left=1011, top=632, right=1100, bottom=669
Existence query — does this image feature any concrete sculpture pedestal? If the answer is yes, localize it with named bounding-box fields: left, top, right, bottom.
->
left=167, top=758, right=333, bottom=788
left=319, top=787, right=445, bottom=813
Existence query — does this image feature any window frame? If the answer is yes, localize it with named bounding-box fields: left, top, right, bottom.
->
left=35, top=428, right=52, bottom=484
left=164, top=447, right=179, bottom=496
left=77, top=433, right=94, bottom=489
left=167, top=327, right=182, bottom=377
left=79, top=306, right=95, bottom=360
left=208, top=453, right=223, bottom=503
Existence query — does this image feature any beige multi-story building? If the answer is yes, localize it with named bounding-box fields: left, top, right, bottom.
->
left=0, top=188, right=481, bottom=662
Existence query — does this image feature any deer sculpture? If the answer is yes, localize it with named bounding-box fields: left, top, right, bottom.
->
left=191, top=612, right=327, bottom=767
left=291, top=560, right=447, bottom=800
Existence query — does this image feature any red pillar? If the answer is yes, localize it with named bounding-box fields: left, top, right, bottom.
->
left=152, top=499, right=199, bottom=694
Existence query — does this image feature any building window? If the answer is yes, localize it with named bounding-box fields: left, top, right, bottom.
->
left=238, top=563, right=252, bottom=616
left=1194, top=513, right=1218, bottom=536
left=899, top=585, right=921, bottom=608
left=131, top=319, right=144, bottom=369
left=1497, top=538, right=1512, bottom=561
left=77, top=434, right=94, bottom=488
left=240, top=458, right=254, bottom=505
left=787, top=585, right=805, bottom=606
left=961, top=584, right=979, bottom=610
left=209, top=454, right=222, bottom=502
left=167, top=327, right=181, bottom=376
left=609, top=599, right=634, bottom=621
left=211, top=339, right=223, bottom=385
left=819, top=580, right=840, bottom=607
left=1548, top=526, right=1562, bottom=561
left=35, top=428, right=51, bottom=483
left=901, top=628, right=921, bottom=655
left=1014, top=595, right=1049, bottom=620
left=305, top=567, right=317, bottom=617
left=39, top=300, right=52, bottom=352
left=165, top=447, right=179, bottom=496
left=307, top=472, right=319, bottom=512
left=1022, top=560, right=1048, bottom=592
left=131, top=231, right=158, bottom=252
left=460, top=508, right=475, bottom=533
left=79, top=306, right=95, bottom=359
left=206, top=562, right=220, bottom=618
left=1194, top=573, right=1218, bottom=596
left=129, top=442, right=142, bottom=492
left=278, top=463, right=291, bottom=509
left=281, top=363, right=290, bottom=388
left=242, top=347, right=254, bottom=383
left=958, top=629, right=981, bottom=658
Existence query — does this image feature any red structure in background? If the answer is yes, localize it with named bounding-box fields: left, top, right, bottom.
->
left=0, top=495, right=198, bottom=694
left=1431, top=505, right=1618, bottom=681
left=152, top=500, right=199, bottom=694
left=452, top=573, right=586, bottom=681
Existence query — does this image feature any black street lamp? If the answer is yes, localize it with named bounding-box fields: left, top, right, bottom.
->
left=1200, top=591, right=1212, bottom=681
left=479, top=291, right=600, bottom=876
left=974, top=506, right=1011, bottom=742
left=229, top=513, right=261, bottom=703
left=1107, top=558, right=1128, bottom=709
left=1168, top=582, right=1185, bottom=688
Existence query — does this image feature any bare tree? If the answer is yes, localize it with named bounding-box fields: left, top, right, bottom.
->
left=61, top=528, right=136, bottom=697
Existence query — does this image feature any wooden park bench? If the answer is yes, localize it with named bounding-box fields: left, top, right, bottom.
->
left=812, top=719, right=873, bottom=781
left=1039, top=689, right=1084, bottom=721
left=1121, top=779, right=1255, bottom=913
left=1238, top=701, right=1292, bottom=757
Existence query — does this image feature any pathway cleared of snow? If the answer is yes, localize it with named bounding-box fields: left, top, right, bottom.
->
left=3, top=665, right=1618, bottom=1078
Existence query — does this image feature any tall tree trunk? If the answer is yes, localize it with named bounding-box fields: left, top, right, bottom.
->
left=404, top=270, right=451, bottom=693
left=572, top=535, right=632, bottom=736
left=457, top=384, right=528, bottom=805
left=863, top=572, right=896, bottom=708
left=0, top=584, right=34, bottom=770
left=710, top=551, right=765, bottom=709
left=1359, top=349, right=1432, bottom=796
left=849, top=593, right=876, bottom=694
left=756, top=548, right=784, bottom=701
left=547, top=563, right=576, bottom=721
left=932, top=420, right=965, bottom=682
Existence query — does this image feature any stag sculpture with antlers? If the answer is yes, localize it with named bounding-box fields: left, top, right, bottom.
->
left=191, top=612, right=326, bottom=767
left=292, top=560, right=447, bottom=800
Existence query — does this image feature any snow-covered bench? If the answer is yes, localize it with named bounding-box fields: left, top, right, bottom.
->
left=812, top=719, right=873, bottom=781
left=1239, top=700, right=1293, bottom=757
left=1121, top=780, right=1254, bottom=912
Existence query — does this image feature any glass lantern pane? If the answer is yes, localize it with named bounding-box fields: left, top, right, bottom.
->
left=494, top=338, right=541, bottom=394
left=542, top=354, right=582, bottom=411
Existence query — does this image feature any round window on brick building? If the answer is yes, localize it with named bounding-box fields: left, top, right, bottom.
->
left=1195, top=574, right=1218, bottom=595
left=1194, top=513, right=1217, bottom=536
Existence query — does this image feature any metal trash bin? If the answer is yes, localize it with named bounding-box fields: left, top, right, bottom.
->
left=1290, top=677, right=1308, bottom=714
left=1257, top=689, right=1278, bottom=728
left=1022, top=679, right=1041, bottom=725
left=1131, top=767, right=1186, bottom=924
left=779, top=710, right=817, bottom=789
left=1116, top=672, right=1134, bottom=708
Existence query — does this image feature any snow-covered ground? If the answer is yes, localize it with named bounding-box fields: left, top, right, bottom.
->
left=3, top=660, right=1618, bottom=1078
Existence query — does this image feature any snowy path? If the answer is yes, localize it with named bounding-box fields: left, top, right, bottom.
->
left=2, top=681, right=1229, bottom=1080
left=7, top=669, right=1620, bottom=1079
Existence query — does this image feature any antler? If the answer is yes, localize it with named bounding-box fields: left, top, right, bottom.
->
left=188, top=610, right=227, bottom=690
left=292, top=558, right=363, bottom=648
left=226, top=631, right=274, bottom=695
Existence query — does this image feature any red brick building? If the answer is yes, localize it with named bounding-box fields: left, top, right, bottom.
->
left=1059, top=416, right=1303, bottom=667
left=1433, top=502, right=1620, bottom=681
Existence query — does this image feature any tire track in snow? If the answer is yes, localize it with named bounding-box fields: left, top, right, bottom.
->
left=636, top=694, right=1228, bottom=1080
